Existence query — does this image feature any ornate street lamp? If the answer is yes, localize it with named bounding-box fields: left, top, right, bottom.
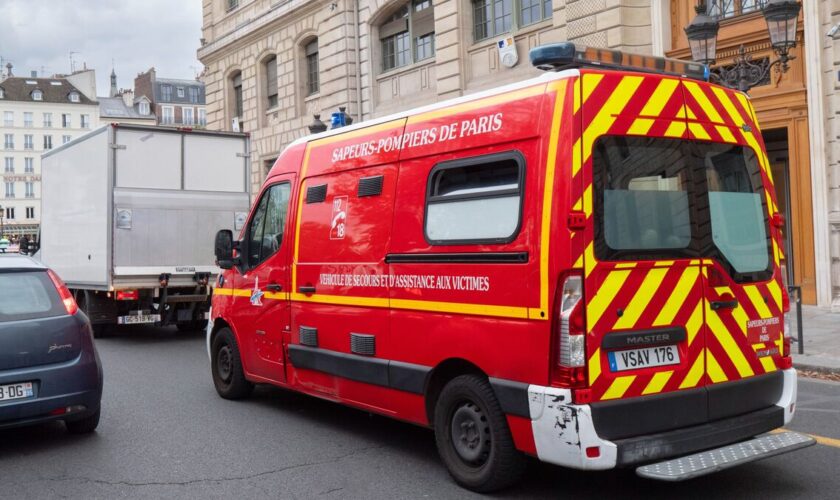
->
left=684, top=0, right=802, bottom=92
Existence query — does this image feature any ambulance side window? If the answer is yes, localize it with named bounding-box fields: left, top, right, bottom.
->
left=246, top=183, right=291, bottom=268
left=425, top=151, right=524, bottom=245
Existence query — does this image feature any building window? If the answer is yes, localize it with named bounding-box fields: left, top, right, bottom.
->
left=162, top=84, right=172, bottom=101
left=177, top=87, right=185, bottom=98
left=189, top=87, right=199, bottom=104
left=183, top=107, right=194, bottom=125
left=5, top=206, right=14, bottom=219
left=380, top=1, right=435, bottom=72
left=24, top=157, right=34, bottom=173
left=23, top=112, right=33, bottom=128
left=43, top=135, right=52, bottom=150
left=226, top=0, right=239, bottom=11
left=473, top=0, right=551, bottom=41
left=264, top=55, right=279, bottom=108
left=24, top=134, right=33, bottom=150
left=305, top=40, right=319, bottom=96
left=4, top=157, right=13, bottom=173
left=32, top=89, right=43, bottom=101
left=43, top=113, right=52, bottom=127
left=4, top=134, right=13, bottom=149
left=4, top=182, right=14, bottom=199
left=62, top=135, right=72, bottom=144
left=3, top=111, right=12, bottom=127
left=25, top=182, right=34, bottom=198
left=81, top=114, right=90, bottom=128
left=26, top=207, right=35, bottom=219
left=0, top=87, right=4, bottom=99
left=62, top=114, right=71, bottom=128
left=161, top=106, right=174, bottom=125
left=198, top=108, right=207, bottom=126
left=706, top=0, right=767, bottom=19
left=69, top=91, right=80, bottom=103
left=139, top=101, right=150, bottom=115
left=231, top=71, right=243, bottom=119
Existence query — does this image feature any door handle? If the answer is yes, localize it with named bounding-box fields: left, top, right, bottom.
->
left=299, top=285, right=316, bottom=294
left=265, top=284, right=282, bottom=292
left=710, top=299, right=739, bottom=310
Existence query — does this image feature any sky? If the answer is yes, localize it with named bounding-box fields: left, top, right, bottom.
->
left=0, top=0, right=204, bottom=96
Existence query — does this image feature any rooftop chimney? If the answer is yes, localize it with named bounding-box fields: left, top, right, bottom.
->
left=5, top=62, right=12, bottom=77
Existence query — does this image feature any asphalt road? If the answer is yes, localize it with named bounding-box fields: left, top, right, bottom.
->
left=1, top=326, right=839, bottom=499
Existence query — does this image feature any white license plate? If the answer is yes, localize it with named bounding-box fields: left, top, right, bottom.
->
left=608, top=345, right=680, bottom=372
left=0, top=382, right=34, bottom=401
left=117, top=314, right=161, bottom=325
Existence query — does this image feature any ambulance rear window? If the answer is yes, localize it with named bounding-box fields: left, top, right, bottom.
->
left=425, top=151, right=524, bottom=244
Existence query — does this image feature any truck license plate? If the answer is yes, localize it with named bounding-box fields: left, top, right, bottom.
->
left=117, top=314, right=161, bottom=325
left=608, top=345, right=680, bottom=372
left=0, top=382, right=34, bottom=401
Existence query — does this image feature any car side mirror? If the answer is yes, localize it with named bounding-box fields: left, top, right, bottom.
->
left=215, top=230, right=236, bottom=269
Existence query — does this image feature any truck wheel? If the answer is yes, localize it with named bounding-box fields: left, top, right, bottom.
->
left=433, top=375, right=526, bottom=492
left=211, top=327, right=253, bottom=400
left=65, top=408, right=101, bottom=434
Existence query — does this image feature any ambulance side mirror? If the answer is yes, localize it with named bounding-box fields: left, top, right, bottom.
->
left=215, top=230, right=236, bottom=270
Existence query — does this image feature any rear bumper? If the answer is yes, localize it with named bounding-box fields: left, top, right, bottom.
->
left=527, top=368, right=797, bottom=470
left=0, top=351, right=103, bottom=430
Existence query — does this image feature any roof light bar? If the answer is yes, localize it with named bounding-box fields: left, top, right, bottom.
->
left=530, top=42, right=710, bottom=82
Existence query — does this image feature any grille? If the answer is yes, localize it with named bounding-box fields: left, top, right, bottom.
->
left=306, top=184, right=327, bottom=203
left=299, top=326, right=318, bottom=347
left=357, top=175, right=384, bottom=197
left=350, top=333, right=376, bottom=356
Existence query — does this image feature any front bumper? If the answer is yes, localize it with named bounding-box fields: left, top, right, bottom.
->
left=527, top=368, right=798, bottom=469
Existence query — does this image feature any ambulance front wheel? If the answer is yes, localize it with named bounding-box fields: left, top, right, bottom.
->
left=211, top=327, right=253, bottom=400
left=434, top=374, right=526, bottom=492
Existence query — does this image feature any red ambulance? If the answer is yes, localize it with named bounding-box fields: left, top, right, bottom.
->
left=208, top=43, right=814, bottom=492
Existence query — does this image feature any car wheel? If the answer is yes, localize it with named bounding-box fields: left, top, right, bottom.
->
left=433, top=375, right=526, bottom=492
left=211, top=327, right=253, bottom=400
left=65, top=408, right=101, bottom=434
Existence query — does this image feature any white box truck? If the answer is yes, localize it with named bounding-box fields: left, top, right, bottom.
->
left=39, top=124, right=251, bottom=335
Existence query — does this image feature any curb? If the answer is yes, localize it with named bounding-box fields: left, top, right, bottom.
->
left=793, top=363, right=840, bottom=376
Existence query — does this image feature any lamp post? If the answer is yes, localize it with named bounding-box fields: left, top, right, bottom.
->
left=684, top=0, right=802, bottom=93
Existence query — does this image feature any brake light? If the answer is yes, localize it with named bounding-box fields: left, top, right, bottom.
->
left=116, top=289, right=139, bottom=301
left=552, top=272, right=588, bottom=388
left=47, top=269, right=78, bottom=316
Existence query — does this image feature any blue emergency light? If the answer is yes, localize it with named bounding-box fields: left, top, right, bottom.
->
left=529, top=42, right=709, bottom=82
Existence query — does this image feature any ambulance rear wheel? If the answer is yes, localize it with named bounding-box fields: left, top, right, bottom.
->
left=434, top=375, right=526, bottom=492
left=211, top=327, right=253, bottom=400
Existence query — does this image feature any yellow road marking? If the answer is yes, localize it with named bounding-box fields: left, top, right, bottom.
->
left=770, top=429, right=840, bottom=449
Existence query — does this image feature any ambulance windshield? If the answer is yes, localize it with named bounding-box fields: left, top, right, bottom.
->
left=593, top=136, right=772, bottom=283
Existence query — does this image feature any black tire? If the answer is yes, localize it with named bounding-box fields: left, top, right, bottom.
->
left=211, top=327, right=253, bottom=400
left=177, top=319, right=209, bottom=332
left=433, top=375, right=526, bottom=492
left=65, top=408, right=101, bottom=434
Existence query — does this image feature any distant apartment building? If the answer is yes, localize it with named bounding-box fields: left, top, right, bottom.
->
left=99, top=69, right=157, bottom=126
left=134, top=68, right=207, bottom=128
left=0, top=65, right=99, bottom=238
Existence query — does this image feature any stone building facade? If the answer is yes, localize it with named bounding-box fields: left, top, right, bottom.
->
left=198, top=0, right=655, bottom=193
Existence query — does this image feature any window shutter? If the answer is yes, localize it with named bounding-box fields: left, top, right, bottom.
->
left=412, top=7, right=434, bottom=37
left=380, top=17, right=408, bottom=39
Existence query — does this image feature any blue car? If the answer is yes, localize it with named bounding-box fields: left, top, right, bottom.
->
left=0, top=255, right=103, bottom=433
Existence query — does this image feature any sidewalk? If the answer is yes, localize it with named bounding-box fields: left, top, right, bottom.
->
left=791, top=306, right=840, bottom=374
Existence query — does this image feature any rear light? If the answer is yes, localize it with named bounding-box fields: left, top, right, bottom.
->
left=47, top=269, right=78, bottom=316
left=552, top=273, right=588, bottom=388
left=585, top=446, right=601, bottom=458
left=116, top=289, right=139, bottom=301
left=780, top=264, right=793, bottom=369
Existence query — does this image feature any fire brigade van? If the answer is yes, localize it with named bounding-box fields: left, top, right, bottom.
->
left=209, top=43, right=814, bottom=492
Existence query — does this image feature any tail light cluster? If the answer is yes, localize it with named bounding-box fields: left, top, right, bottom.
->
left=47, top=269, right=79, bottom=316
left=552, top=272, right=587, bottom=389
left=779, top=263, right=793, bottom=369
left=116, top=289, right=139, bottom=301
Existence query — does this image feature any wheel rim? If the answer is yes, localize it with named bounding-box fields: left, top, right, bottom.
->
left=450, top=401, right=491, bottom=466
left=216, top=344, right=233, bottom=383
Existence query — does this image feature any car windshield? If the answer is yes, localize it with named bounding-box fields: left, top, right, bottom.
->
left=593, top=136, right=772, bottom=283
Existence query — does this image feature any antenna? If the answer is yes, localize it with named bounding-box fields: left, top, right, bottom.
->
left=69, top=51, right=79, bottom=73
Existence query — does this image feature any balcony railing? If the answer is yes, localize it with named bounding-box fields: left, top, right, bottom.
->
left=707, top=0, right=768, bottom=19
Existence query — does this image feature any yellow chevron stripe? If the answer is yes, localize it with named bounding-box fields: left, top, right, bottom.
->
left=685, top=105, right=697, bottom=120
left=684, top=81, right=725, bottom=123
left=581, top=75, right=645, bottom=164
left=615, top=262, right=637, bottom=269
left=715, top=125, right=737, bottom=143
left=653, top=266, right=700, bottom=327
left=584, top=242, right=596, bottom=278
left=767, top=278, right=783, bottom=311
left=744, top=285, right=773, bottom=319
left=688, top=122, right=711, bottom=140
left=627, top=118, right=655, bottom=136
left=663, top=120, right=687, bottom=137
left=613, top=267, right=669, bottom=329
left=583, top=183, right=593, bottom=217
left=642, top=370, right=673, bottom=395
left=686, top=300, right=704, bottom=345
left=772, top=237, right=782, bottom=266
left=679, top=353, right=705, bottom=389
left=586, top=270, right=632, bottom=327
left=582, top=73, right=604, bottom=103
left=589, top=348, right=602, bottom=385
left=706, top=307, right=755, bottom=378
left=757, top=347, right=777, bottom=373
left=640, top=78, right=679, bottom=117
left=602, top=376, right=636, bottom=400
left=706, top=349, right=728, bottom=383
